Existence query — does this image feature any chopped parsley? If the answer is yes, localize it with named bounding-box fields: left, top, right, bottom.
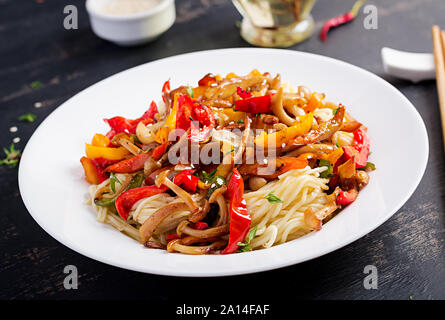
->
left=0, top=144, right=21, bottom=168
left=237, top=226, right=258, bottom=252
left=18, top=113, right=37, bottom=123
left=237, top=119, right=244, bottom=124
left=332, top=107, right=340, bottom=115
left=265, top=192, right=283, bottom=204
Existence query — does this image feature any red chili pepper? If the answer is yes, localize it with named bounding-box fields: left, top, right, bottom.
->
left=320, top=0, right=366, bottom=42
left=104, top=102, right=157, bottom=138
left=190, top=222, right=208, bottom=230
left=234, top=87, right=273, bottom=114
left=336, top=188, right=358, bottom=206
left=176, top=94, right=215, bottom=143
left=115, top=185, right=168, bottom=220
left=221, top=168, right=251, bottom=254
left=342, top=126, right=370, bottom=168
left=173, top=169, right=199, bottom=193
left=162, top=80, right=170, bottom=103
left=105, top=153, right=150, bottom=173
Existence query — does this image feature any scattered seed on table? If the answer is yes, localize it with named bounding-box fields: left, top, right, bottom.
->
left=34, top=102, right=43, bottom=108
left=9, top=126, right=18, bottom=133
left=13, top=137, right=20, bottom=143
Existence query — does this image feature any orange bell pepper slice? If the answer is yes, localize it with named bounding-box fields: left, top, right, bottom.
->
left=91, top=133, right=110, bottom=147
left=80, top=157, right=100, bottom=184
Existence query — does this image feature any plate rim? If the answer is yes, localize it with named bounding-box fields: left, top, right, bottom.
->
left=18, top=48, right=429, bottom=277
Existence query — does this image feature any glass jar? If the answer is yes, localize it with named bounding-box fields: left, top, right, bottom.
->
left=232, top=0, right=317, bottom=47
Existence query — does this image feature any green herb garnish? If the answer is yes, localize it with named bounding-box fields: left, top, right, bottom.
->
left=265, top=192, right=283, bottom=204
left=130, top=134, right=142, bottom=145
left=335, top=142, right=340, bottom=148
left=0, top=144, right=21, bottom=168
left=187, top=87, right=194, bottom=98
left=358, top=162, right=376, bottom=172
left=143, top=147, right=153, bottom=153
left=332, top=107, right=340, bottom=115
left=237, top=226, right=258, bottom=252
left=202, top=169, right=217, bottom=182
left=206, top=175, right=225, bottom=200
left=237, top=119, right=244, bottom=124
left=319, top=159, right=334, bottom=178
left=18, top=113, right=36, bottom=123
left=30, top=81, right=42, bottom=89
left=95, top=173, right=144, bottom=207
left=109, top=173, right=121, bottom=193
left=189, top=116, right=195, bottom=122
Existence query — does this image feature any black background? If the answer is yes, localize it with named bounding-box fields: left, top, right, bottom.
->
left=0, top=0, right=444, bottom=300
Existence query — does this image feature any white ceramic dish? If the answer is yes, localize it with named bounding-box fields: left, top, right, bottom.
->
left=18, top=48, right=428, bottom=277
left=86, top=0, right=175, bottom=46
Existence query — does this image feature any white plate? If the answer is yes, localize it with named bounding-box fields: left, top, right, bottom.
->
left=18, top=48, right=429, bottom=277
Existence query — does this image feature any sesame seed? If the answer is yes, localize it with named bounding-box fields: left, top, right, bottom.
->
left=34, top=102, right=43, bottom=108
left=9, top=126, right=18, bottom=133
left=13, top=137, right=20, bottom=143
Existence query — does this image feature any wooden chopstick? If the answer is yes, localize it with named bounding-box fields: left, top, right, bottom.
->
left=432, top=25, right=445, bottom=150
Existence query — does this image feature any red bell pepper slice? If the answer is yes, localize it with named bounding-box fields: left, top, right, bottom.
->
left=237, top=87, right=252, bottom=99
left=173, top=169, right=199, bottom=193
left=162, top=80, right=170, bottom=103
left=104, top=102, right=157, bottom=139
left=116, top=185, right=168, bottom=220
left=234, top=87, right=273, bottom=114
left=190, top=222, right=208, bottom=230
left=336, top=188, right=358, bottom=206
left=342, top=126, right=370, bottom=169
left=166, top=233, right=179, bottom=241
left=105, top=153, right=150, bottom=173
left=90, top=157, right=119, bottom=183
left=221, top=168, right=251, bottom=254
left=176, top=94, right=215, bottom=143
left=152, top=143, right=168, bottom=161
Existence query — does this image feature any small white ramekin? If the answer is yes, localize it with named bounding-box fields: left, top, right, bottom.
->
left=86, top=0, right=176, bottom=46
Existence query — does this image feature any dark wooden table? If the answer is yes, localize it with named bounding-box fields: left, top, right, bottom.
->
left=1, top=0, right=444, bottom=301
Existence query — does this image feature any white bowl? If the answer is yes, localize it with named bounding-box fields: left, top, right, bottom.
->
left=86, top=0, right=175, bottom=46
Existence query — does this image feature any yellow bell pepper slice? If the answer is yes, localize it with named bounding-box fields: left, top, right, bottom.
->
left=255, top=113, right=313, bottom=149
left=85, top=144, right=129, bottom=160
left=249, top=69, right=263, bottom=77
left=91, top=133, right=110, bottom=147
left=212, top=108, right=246, bottom=125
left=155, top=93, right=179, bottom=144
left=226, top=72, right=238, bottom=79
